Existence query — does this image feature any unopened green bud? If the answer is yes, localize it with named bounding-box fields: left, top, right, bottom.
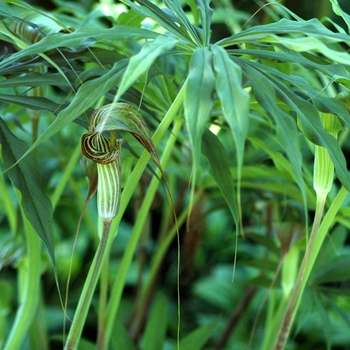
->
left=313, top=113, right=342, bottom=197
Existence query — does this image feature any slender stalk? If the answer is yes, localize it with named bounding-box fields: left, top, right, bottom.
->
left=104, top=117, right=184, bottom=347
left=273, top=194, right=325, bottom=350
left=273, top=187, right=349, bottom=349
left=0, top=174, right=17, bottom=233
left=97, top=231, right=110, bottom=350
left=128, top=195, right=199, bottom=339
left=64, top=219, right=112, bottom=350
left=3, top=213, right=42, bottom=350
left=51, top=141, right=82, bottom=209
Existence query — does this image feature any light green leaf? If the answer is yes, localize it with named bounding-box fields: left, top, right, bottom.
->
left=330, top=0, right=350, bottom=32
left=196, top=0, right=213, bottom=46
left=202, top=129, right=238, bottom=226
left=184, top=47, right=215, bottom=179
left=164, top=0, right=202, bottom=45
left=212, top=44, right=250, bottom=182
left=113, top=35, right=178, bottom=103
left=0, top=25, right=158, bottom=67
left=0, top=118, right=56, bottom=269
left=123, top=0, right=192, bottom=43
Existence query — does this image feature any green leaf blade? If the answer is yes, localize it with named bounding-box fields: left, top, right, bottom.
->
left=202, top=129, right=238, bottom=226
left=184, top=47, right=215, bottom=177
left=0, top=118, right=56, bottom=268
left=114, top=35, right=178, bottom=103
left=212, top=45, right=250, bottom=176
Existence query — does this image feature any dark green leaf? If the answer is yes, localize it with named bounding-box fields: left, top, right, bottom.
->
left=0, top=118, right=56, bottom=268
left=0, top=94, right=65, bottom=113
left=202, top=129, right=238, bottom=226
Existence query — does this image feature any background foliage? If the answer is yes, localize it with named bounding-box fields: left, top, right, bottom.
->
left=2, top=0, right=350, bottom=349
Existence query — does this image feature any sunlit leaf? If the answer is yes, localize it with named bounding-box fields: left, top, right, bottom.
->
left=113, top=35, right=178, bottom=103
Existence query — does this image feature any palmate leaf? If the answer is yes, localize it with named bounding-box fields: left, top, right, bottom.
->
left=0, top=118, right=56, bottom=269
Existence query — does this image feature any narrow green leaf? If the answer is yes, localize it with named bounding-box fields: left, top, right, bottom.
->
left=0, top=25, right=158, bottom=68
left=196, top=0, right=213, bottom=46
left=123, top=0, right=192, bottom=43
left=0, top=118, right=56, bottom=268
left=184, top=47, right=215, bottom=177
left=240, top=61, right=307, bottom=210
left=113, top=35, right=178, bottom=103
left=201, top=129, right=238, bottom=226
left=0, top=94, right=64, bottom=112
left=212, top=44, right=250, bottom=186
left=143, top=293, right=168, bottom=350
left=330, top=0, right=350, bottom=32
left=164, top=0, right=202, bottom=45
left=0, top=72, right=70, bottom=89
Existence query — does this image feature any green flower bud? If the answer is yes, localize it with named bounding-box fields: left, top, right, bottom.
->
left=313, top=113, right=342, bottom=197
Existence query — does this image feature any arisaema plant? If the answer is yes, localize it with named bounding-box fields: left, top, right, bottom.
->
left=2, top=0, right=350, bottom=349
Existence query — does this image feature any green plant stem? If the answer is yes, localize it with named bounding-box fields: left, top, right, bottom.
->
left=51, top=141, right=82, bottom=209
left=0, top=173, right=17, bottom=233
left=64, top=219, right=112, bottom=350
left=104, top=117, right=184, bottom=347
left=273, top=187, right=349, bottom=349
left=3, top=214, right=42, bottom=350
left=97, top=221, right=109, bottom=350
